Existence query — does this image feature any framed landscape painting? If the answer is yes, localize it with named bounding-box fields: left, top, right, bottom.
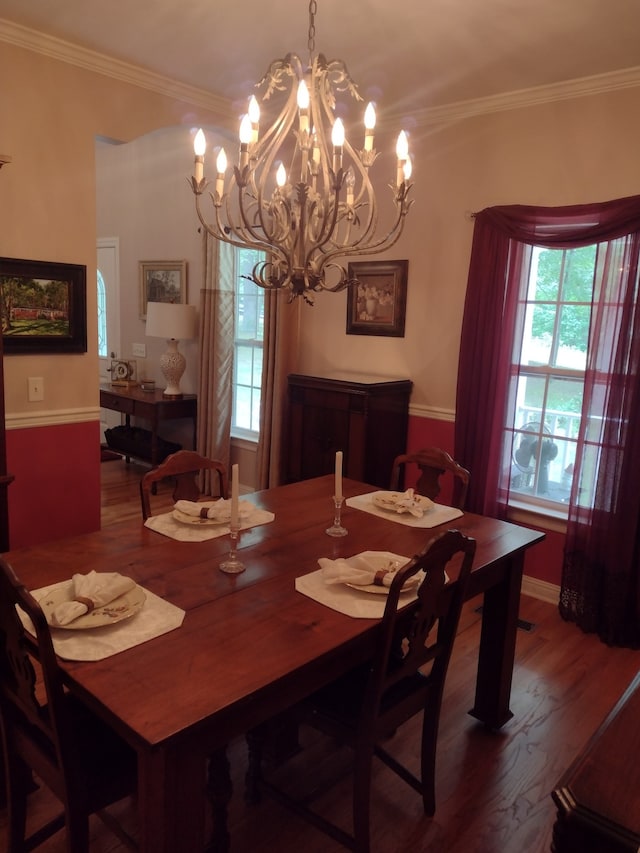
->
left=0, top=257, right=87, bottom=354
left=139, top=260, right=187, bottom=319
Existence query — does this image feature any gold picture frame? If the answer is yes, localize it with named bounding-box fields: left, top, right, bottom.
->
left=139, top=260, right=187, bottom=319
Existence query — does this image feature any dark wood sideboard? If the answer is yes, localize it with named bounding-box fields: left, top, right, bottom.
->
left=551, top=670, right=640, bottom=852
left=286, top=372, right=412, bottom=489
left=100, top=384, right=197, bottom=467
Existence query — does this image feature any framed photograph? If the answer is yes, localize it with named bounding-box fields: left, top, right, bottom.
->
left=346, top=259, right=408, bottom=337
left=139, top=260, right=187, bottom=319
left=0, top=257, right=87, bottom=354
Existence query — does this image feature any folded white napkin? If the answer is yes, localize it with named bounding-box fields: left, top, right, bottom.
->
left=174, top=499, right=254, bottom=521
left=319, top=554, right=406, bottom=588
left=393, top=488, right=429, bottom=517
left=52, top=571, right=136, bottom=626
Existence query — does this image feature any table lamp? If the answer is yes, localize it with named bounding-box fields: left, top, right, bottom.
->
left=145, top=302, right=197, bottom=397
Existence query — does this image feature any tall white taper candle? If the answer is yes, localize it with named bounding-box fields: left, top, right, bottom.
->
left=335, top=451, right=343, bottom=502
left=231, top=463, right=239, bottom=528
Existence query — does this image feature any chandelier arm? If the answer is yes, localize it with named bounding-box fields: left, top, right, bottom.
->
left=189, top=13, right=414, bottom=301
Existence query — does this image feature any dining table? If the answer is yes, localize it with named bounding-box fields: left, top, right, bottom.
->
left=7, top=475, right=544, bottom=852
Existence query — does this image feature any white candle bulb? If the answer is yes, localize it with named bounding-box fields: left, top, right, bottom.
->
left=364, top=103, right=376, bottom=151
left=297, top=79, right=310, bottom=134
left=276, top=162, right=287, bottom=187
left=332, top=118, right=345, bottom=173
left=396, top=130, right=409, bottom=186
left=216, top=148, right=227, bottom=197
left=248, top=95, right=260, bottom=143
left=335, top=451, right=343, bottom=502
left=193, top=129, right=206, bottom=182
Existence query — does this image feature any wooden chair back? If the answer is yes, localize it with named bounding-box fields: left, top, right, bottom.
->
left=367, top=529, right=476, bottom=735
left=0, top=557, right=137, bottom=850
left=390, top=447, right=470, bottom=509
left=246, top=530, right=476, bottom=851
left=139, top=449, right=228, bottom=520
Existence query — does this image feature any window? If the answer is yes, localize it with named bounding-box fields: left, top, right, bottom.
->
left=507, top=245, right=596, bottom=511
left=232, top=248, right=265, bottom=438
left=97, top=269, right=107, bottom=357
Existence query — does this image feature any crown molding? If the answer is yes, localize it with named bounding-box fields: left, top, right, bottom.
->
left=4, top=17, right=639, bottom=134
left=407, top=65, right=640, bottom=129
left=0, top=18, right=234, bottom=120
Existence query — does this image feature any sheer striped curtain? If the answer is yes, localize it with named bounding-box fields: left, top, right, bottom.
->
left=255, top=290, right=300, bottom=489
left=197, top=232, right=234, bottom=494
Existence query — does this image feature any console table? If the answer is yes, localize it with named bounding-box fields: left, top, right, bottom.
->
left=100, top=384, right=197, bottom=467
left=551, top=670, right=640, bottom=852
left=286, top=372, right=412, bottom=489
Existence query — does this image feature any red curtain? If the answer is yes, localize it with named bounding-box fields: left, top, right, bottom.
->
left=455, top=195, right=640, bottom=646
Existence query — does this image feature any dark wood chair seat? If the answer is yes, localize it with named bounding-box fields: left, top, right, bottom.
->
left=0, top=557, right=137, bottom=852
left=139, top=449, right=228, bottom=520
left=246, top=529, right=476, bottom=852
left=390, top=447, right=470, bottom=509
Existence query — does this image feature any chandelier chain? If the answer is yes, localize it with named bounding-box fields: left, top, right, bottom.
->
left=308, top=0, right=317, bottom=62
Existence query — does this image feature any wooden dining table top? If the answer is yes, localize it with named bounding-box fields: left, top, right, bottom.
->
left=7, top=475, right=544, bottom=852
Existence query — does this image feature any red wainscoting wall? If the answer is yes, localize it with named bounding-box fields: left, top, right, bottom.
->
left=406, top=413, right=564, bottom=587
left=6, top=420, right=101, bottom=550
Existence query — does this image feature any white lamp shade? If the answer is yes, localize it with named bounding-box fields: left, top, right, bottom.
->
left=145, top=301, right=197, bottom=341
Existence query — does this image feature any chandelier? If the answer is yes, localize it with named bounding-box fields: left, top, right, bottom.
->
left=189, top=0, right=413, bottom=303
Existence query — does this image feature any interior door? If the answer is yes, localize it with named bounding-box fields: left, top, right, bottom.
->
left=97, top=238, right=122, bottom=441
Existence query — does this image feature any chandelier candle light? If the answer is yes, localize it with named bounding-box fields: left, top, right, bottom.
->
left=189, top=0, right=413, bottom=303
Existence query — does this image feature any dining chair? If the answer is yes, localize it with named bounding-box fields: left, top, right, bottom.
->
left=246, top=528, right=476, bottom=852
left=390, top=447, right=470, bottom=509
left=139, top=448, right=228, bottom=520
left=0, top=556, right=138, bottom=852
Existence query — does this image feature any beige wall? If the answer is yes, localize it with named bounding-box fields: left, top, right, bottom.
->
left=296, top=87, right=640, bottom=415
left=0, top=41, right=226, bottom=421
left=3, top=35, right=640, bottom=439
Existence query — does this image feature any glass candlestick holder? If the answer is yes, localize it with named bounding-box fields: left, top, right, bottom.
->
left=220, top=524, right=246, bottom=573
left=326, top=497, right=348, bottom=537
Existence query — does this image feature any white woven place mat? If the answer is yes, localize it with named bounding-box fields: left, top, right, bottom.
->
left=19, top=581, right=185, bottom=661
left=144, top=508, right=275, bottom=541
left=295, top=565, right=416, bottom=619
left=346, top=491, right=463, bottom=528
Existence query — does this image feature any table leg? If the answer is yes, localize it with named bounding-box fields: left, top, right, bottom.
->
left=468, top=553, right=524, bottom=729
left=137, top=746, right=207, bottom=853
left=206, top=747, right=232, bottom=853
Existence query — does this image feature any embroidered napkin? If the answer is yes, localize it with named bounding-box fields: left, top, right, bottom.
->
left=387, top=488, right=432, bottom=517
left=51, top=571, right=136, bottom=626
left=319, top=553, right=408, bottom=588
left=174, top=498, right=254, bottom=521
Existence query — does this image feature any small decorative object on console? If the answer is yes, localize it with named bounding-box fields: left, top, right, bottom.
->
left=109, top=359, right=137, bottom=387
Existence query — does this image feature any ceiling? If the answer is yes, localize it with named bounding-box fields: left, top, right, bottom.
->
left=1, top=0, right=640, bottom=121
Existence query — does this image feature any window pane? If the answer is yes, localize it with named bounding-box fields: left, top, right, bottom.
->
left=232, top=248, right=265, bottom=436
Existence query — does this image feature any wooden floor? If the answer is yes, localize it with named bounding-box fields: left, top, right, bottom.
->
left=3, top=456, right=639, bottom=852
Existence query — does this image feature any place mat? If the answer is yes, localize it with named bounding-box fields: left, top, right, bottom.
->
left=295, top=566, right=418, bottom=619
left=19, top=581, right=185, bottom=661
left=144, top=507, right=275, bottom=541
left=346, top=491, right=463, bottom=528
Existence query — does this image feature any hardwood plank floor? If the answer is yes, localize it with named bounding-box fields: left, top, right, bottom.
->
left=2, top=457, right=638, bottom=851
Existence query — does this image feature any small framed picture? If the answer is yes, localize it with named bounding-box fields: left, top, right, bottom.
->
left=346, top=260, right=408, bottom=337
left=0, top=257, right=87, bottom=354
left=139, top=260, right=187, bottom=319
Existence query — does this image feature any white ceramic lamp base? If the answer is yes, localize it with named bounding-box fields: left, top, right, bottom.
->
left=159, top=339, right=186, bottom=397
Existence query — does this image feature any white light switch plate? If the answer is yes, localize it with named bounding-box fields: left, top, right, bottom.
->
left=132, top=342, right=146, bottom=358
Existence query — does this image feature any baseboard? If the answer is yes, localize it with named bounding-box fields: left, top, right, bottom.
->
left=522, top=575, right=559, bottom=605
